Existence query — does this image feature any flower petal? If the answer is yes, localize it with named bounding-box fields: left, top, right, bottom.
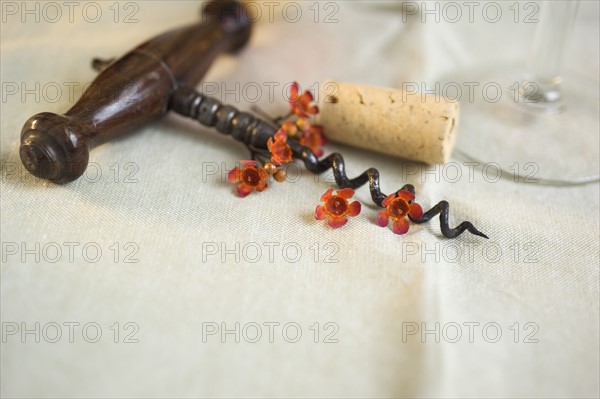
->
left=397, top=190, right=415, bottom=201
left=256, top=181, right=268, bottom=192
left=382, top=194, right=396, bottom=207
left=377, top=210, right=389, bottom=227
left=290, top=82, right=299, bottom=98
left=392, top=218, right=410, bottom=235
left=328, top=217, right=348, bottom=229
left=409, top=203, right=423, bottom=220
left=310, top=125, right=324, bottom=135
left=236, top=185, right=252, bottom=198
left=240, top=160, right=257, bottom=167
left=315, top=205, right=327, bottom=220
left=227, top=167, right=241, bottom=183
left=274, top=129, right=287, bottom=141
left=279, top=144, right=292, bottom=163
left=347, top=201, right=361, bottom=217
left=336, top=187, right=354, bottom=199
left=320, top=188, right=334, bottom=202
left=302, top=90, right=314, bottom=103
left=299, top=129, right=325, bottom=157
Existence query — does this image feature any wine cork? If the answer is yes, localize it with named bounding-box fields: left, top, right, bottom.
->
left=316, top=80, right=459, bottom=164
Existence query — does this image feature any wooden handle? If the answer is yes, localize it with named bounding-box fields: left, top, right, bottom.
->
left=19, top=1, right=252, bottom=183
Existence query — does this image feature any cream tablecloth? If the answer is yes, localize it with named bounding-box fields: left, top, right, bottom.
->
left=1, top=1, right=599, bottom=397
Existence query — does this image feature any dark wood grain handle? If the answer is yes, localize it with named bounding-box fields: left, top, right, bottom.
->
left=19, top=0, right=251, bottom=183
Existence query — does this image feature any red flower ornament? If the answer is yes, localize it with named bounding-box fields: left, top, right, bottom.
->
left=315, top=188, right=361, bottom=228
left=299, top=124, right=326, bottom=157
left=289, top=82, right=318, bottom=117
left=267, top=130, right=293, bottom=166
left=377, top=190, right=423, bottom=234
left=227, top=160, right=269, bottom=197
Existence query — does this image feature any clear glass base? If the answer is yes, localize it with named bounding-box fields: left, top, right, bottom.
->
left=443, top=67, right=599, bottom=185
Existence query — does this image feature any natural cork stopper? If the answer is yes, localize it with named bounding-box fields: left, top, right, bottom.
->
left=316, top=80, right=459, bottom=164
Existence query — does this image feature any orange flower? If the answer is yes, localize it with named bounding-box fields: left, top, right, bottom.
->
left=377, top=190, right=423, bottom=234
left=289, top=82, right=318, bottom=117
left=227, top=160, right=269, bottom=197
left=315, top=188, right=361, bottom=228
left=267, top=130, right=293, bottom=166
left=299, top=124, right=326, bottom=157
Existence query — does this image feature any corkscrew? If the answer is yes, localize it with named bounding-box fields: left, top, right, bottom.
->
left=18, top=0, right=487, bottom=239
left=171, top=87, right=488, bottom=239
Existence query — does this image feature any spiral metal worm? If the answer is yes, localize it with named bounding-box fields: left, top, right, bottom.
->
left=170, top=86, right=488, bottom=239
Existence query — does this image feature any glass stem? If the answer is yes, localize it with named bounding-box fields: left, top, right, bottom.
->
left=522, top=0, right=579, bottom=109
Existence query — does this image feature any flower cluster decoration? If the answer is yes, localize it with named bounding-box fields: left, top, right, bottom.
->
left=226, top=81, right=427, bottom=235
left=227, top=81, right=325, bottom=197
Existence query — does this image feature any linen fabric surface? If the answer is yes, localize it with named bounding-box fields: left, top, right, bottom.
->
left=1, top=1, right=598, bottom=397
